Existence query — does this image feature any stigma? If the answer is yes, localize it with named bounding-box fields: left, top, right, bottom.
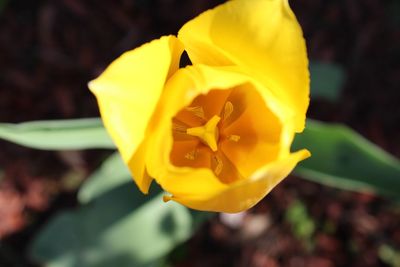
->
left=186, top=115, right=221, bottom=152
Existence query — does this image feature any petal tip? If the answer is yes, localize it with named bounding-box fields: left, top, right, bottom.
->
left=299, top=149, right=311, bottom=160
left=163, top=195, right=173, bottom=202
left=87, top=79, right=105, bottom=95
left=139, top=186, right=150, bottom=195
left=87, top=80, right=96, bottom=93
left=130, top=167, right=153, bottom=195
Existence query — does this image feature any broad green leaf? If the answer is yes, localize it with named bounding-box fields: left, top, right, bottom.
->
left=293, top=120, right=400, bottom=198
left=78, top=152, right=130, bottom=204
left=0, top=118, right=115, bottom=150
left=309, top=61, right=345, bottom=101
left=31, top=154, right=212, bottom=267
left=30, top=184, right=194, bottom=267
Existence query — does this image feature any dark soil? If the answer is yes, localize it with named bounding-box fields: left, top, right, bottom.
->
left=0, top=0, right=399, bottom=267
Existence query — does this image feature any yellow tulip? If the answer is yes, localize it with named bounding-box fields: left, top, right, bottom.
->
left=89, top=0, right=310, bottom=213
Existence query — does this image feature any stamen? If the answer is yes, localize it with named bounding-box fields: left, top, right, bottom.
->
left=185, top=106, right=206, bottom=120
left=172, top=122, right=187, bottom=133
left=222, top=101, right=234, bottom=122
left=212, top=155, right=223, bottom=176
left=184, top=150, right=196, bottom=160
left=228, top=135, right=241, bottom=142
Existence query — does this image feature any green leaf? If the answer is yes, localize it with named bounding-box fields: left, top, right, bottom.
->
left=0, top=118, right=115, bottom=150
left=309, top=61, right=345, bottom=101
left=30, top=183, right=194, bottom=267
left=293, top=120, right=400, bottom=198
left=31, top=152, right=212, bottom=267
left=285, top=201, right=315, bottom=241
left=379, top=244, right=400, bottom=267
left=78, top=152, right=131, bottom=204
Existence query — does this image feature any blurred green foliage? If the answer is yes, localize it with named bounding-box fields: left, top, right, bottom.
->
left=285, top=200, right=315, bottom=250
left=379, top=245, right=400, bottom=267
left=309, top=61, right=345, bottom=101
left=30, top=153, right=211, bottom=267
left=293, top=120, right=400, bottom=199
left=0, top=118, right=114, bottom=150
left=0, top=60, right=399, bottom=266
left=78, top=153, right=130, bottom=204
left=0, top=0, right=8, bottom=13
left=386, top=0, right=400, bottom=26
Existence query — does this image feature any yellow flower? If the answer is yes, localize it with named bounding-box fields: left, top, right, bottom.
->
left=89, top=0, right=310, bottom=213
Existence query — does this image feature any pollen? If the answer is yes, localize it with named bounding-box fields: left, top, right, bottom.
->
left=185, top=150, right=196, bottom=160
left=212, top=155, right=223, bottom=176
left=228, top=134, right=240, bottom=142
left=222, top=101, right=234, bottom=122
left=185, top=106, right=206, bottom=120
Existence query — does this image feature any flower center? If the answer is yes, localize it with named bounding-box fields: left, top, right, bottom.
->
left=170, top=86, right=282, bottom=184
left=186, top=115, right=221, bottom=152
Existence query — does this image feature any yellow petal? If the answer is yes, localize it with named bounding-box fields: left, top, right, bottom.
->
left=144, top=64, right=305, bottom=211
left=220, top=84, right=283, bottom=178
left=167, top=149, right=311, bottom=213
left=178, top=0, right=309, bottom=132
left=88, top=35, right=184, bottom=193
left=144, top=65, right=256, bottom=197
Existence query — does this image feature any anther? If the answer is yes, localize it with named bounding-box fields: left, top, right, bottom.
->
left=223, top=101, right=233, bottom=122
left=185, top=106, right=206, bottom=120
left=184, top=150, right=196, bottom=160
left=228, top=135, right=240, bottom=142
left=212, top=155, right=223, bottom=176
left=172, top=123, right=187, bottom=133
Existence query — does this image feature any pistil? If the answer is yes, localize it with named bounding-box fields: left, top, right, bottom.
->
left=186, top=115, right=221, bottom=152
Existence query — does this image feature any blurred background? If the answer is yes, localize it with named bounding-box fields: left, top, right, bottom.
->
left=0, top=0, right=399, bottom=266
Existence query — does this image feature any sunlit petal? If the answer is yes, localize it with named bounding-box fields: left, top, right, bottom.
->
left=89, top=35, right=184, bottom=193
left=168, top=149, right=310, bottom=213
left=179, top=0, right=309, bottom=132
